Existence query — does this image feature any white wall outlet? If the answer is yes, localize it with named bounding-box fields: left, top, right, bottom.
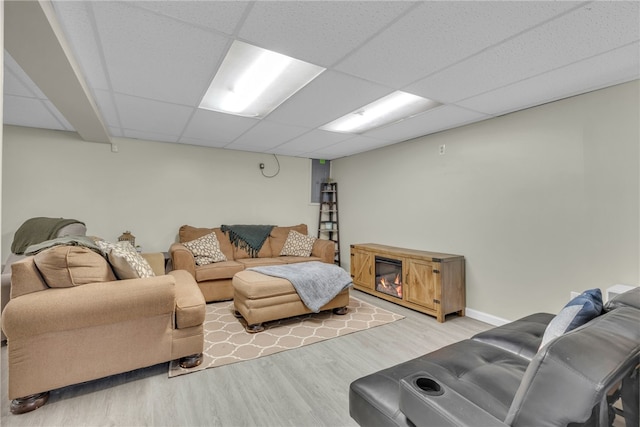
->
left=111, top=143, right=118, bottom=153
left=439, top=144, right=446, bottom=155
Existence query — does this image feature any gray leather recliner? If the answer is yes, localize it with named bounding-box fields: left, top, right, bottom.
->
left=350, top=288, right=640, bottom=427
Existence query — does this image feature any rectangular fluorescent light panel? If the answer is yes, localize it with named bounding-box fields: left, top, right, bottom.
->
left=320, top=91, right=440, bottom=134
left=199, top=41, right=325, bottom=118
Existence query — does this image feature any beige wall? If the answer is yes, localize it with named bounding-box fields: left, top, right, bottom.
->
left=333, top=81, right=639, bottom=321
left=2, top=126, right=318, bottom=255
left=2, top=81, right=638, bottom=321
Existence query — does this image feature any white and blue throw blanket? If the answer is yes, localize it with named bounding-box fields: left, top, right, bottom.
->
left=248, top=261, right=352, bottom=312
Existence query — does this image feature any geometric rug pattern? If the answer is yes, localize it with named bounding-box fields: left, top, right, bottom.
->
left=169, top=296, right=404, bottom=377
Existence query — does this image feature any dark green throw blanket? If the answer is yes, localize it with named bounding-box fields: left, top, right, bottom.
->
left=221, top=225, right=275, bottom=258
left=11, top=217, right=85, bottom=254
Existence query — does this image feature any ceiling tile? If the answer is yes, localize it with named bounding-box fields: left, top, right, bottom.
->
left=134, top=1, right=251, bottom=36
left=181, top=109, right=259, bottom=145
left=364, top=105, right=490, bottom=141
left=336, top=1, right=580, bottom=88
left=458, top=44, right=640, bottom=116
left=4, top=95, right=69, bottom=130
left=108, top=126, right=123, bottom=138
left=266, top=71, right=394, bottom=128
left=114, top=93, right=194, bottom=138
left=53, top=1, right=111, bottom=90
left=93, top=89, right=121, bottom=129
left=310, top=135, right=394, bottom=159
left=6, top=1, right=640, bottom=161
left=92, top=1, right=229, bottom=105
left=270, top=129, right=354, bottom=157
left=123, top=129, right=179, bottom=144
left=225, top=120, right=310, bottom=151
left=4, top=66, right=35, bottom=98
left=239, top=1, right=415, bottom=67
left=4, top=52, right=47, bottom=98
left=178, top=136, right=230, bottom=149
left=407, top=1, right=640, bottom=103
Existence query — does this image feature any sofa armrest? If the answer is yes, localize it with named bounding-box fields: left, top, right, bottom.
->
left=10, top=257, right=48, bottom=298
left=168, top=270, right=205, bottom=329
left=170, top=243, right=196, bottom=277
left=312, top=239, right=335, bottom=264
left=399, top=373, right=508, bottom=427
left=2, top=276, right=176, bottom=339
left=141, top=252, right=166, bottom=276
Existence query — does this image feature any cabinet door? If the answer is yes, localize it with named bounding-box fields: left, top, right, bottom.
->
left=351, top=250, right=374, bottom=289
left=405, top=259, right=440, bottom=310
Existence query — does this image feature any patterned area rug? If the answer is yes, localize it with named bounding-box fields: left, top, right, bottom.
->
left=168, top=296, right=404, bottom=377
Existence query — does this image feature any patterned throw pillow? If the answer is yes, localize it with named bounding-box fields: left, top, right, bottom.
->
left=279, top=230, right=316, bottom=257
left=95, top=239, right=155, bottom=279
left=183, top=232, right=227, bottom=266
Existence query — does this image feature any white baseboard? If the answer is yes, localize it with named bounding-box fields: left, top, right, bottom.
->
left=465, top=308, right=509, bottom=326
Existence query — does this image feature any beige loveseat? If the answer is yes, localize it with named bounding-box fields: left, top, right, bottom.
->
left=170, top=224, right=335, bottom=302
left=1, top=246, right=205, bottom=414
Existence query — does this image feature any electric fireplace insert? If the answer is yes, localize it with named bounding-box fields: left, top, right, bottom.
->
left=375, top=256, right=403, bottom=298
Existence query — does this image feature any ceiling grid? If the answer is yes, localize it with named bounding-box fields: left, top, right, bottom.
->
left=3, top=0, right=639, bottom=159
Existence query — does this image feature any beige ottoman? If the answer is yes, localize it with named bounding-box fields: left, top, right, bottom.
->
left=233, top=270, right=350, bottom=333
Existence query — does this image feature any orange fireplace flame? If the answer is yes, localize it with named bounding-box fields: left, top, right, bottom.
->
left=378, top=275, right=403, bottom=298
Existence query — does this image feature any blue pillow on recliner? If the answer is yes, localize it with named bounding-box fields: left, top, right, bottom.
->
left=539, top=288, right=603, bottom=349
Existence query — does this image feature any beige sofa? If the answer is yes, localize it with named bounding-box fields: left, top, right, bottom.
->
left=1, top=247, right=205, bottom=414
left=170, top=224, right=335, bottom=302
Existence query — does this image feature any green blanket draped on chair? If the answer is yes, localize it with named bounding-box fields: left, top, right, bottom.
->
left=220, top=225, right=275, bottom=258
left=11, top=217, right=85, bottom=255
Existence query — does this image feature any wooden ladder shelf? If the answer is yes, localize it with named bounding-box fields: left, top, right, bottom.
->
left=318, top=182, right=340, bottom=266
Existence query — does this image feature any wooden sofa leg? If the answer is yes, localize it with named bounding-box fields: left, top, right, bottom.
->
left=333, top=307, right=348, bottom=315
left=179, top=353, right=203, bottom=369
left=11, top=391, right=50, bottom=414
left=246, top=323, right=265, bottom=333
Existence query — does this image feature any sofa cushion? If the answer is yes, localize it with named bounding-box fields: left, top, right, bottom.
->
left=269, top=224, right=308, bottom=255
left=194, top=260, right=245, bottom=282
left=472, top=313, right=554, bottom=360
left=279, top=230, right=316, bottom=257
left=95, top=240, right=155, bottom=280
left=233, top=270, right=297, bottom=299
left=182, top=232, right=227, bottom=265
left=279, top=256, right=324, bottom=264
left=539, top=288, right=603, bottom=349
left=34, top=246, right=116, bottom=288
left=235, top=257, right=287, bottom=269
left=604, top=286, right=640, bottom=311
left=179, top=225, right=234, bottom=260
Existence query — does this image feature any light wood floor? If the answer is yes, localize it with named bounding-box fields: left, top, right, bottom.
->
left=1, top=290, right=492, bottom=427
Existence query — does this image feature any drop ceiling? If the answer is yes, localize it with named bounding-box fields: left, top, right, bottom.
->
left=4, top=1, right=639, bottom=160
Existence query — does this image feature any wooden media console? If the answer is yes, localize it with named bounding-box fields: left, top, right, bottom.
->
left=350, top=243, right=465, bottom=322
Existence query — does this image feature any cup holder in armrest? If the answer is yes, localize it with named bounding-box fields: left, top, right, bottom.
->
left=414, top=377, right=444, bottom=396
left=400, top=373, right=505, bottom=427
